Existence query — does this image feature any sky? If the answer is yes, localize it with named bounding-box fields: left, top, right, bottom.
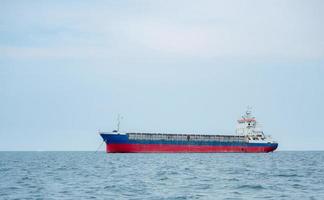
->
left=0, top=0, right=324, bottom=151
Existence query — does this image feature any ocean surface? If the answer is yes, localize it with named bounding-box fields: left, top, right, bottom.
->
left=0, top=151, right=323, bottom=200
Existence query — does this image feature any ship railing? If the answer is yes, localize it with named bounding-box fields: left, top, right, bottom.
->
left=127, top=133, right=246, bottom=143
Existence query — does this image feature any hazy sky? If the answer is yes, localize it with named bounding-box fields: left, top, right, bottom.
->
left=1, top=0, right=324, bottom=151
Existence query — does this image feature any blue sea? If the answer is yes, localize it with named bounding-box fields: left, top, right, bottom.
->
left=0, top=152, right=323, bottom=200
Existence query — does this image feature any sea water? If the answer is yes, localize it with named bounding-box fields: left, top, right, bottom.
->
left=0, top=151, right=323, bottom=200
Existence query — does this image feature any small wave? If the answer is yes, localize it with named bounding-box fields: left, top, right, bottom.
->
left=0, top=168, right=11, bottom=172
left=5, top=186, right=20, bottom=190
left=196, top=184, right=211, bottom=190
left=159, top=177, right=168, bottom=181
left=292, top=183, right=306, bottom=189
left=104, top=185, right=117, bottom=189
left=225, top=177, right=240, bottom=181
left=21, top=176, right=30, bottom=180
left=236, top=184, right=265, bottom=190
left=276, top=174, right=299, bottom=177
left=168, top=171, right=179, bottom=175
left=56, top=167, right=67, bottom=171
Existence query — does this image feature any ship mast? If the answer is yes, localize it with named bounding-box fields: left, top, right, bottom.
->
left=117, top=114, right=121, bottom=132
left=113, top=114, right=122, bottom=133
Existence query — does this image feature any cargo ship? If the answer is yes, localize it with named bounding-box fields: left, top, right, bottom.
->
left=99, top=109, right=278, bottom=153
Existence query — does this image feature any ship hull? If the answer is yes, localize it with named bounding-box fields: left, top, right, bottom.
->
left=106, top=143, right=277, bottom=153
left=100, top=133, right=278, bottom=153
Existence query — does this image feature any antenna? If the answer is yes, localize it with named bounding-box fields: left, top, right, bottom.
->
left=117, top=114, right=122, bottom=132
left=246, top=106, right=252, bottom=115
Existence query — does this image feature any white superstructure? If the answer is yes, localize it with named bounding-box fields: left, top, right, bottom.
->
left=236, top=108, right=276, bottom=144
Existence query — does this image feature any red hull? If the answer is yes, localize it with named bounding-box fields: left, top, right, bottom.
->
left=106, top=144, right=276, bottom=153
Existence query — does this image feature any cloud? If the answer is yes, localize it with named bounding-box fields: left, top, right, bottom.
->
left=123, top=4, right=324, bottom=60
left=126, top=21, right=210, bottom=55
left=1, top=0, right=323, bottom=61
left=0, top=46, right=109, bottom=60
